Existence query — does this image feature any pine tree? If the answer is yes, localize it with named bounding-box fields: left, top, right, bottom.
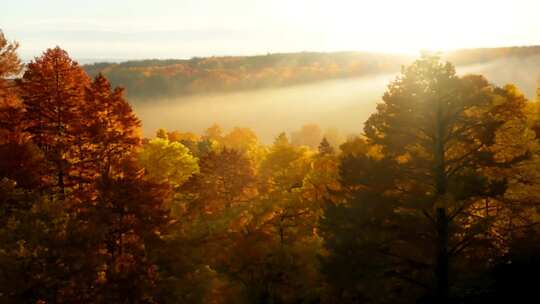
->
left=362, top=55, right=534, bottom=302
left=318, top=137, right=334, bottom=155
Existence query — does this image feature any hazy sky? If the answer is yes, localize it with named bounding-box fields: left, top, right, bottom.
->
left=3, top=0, right=540, bottom=60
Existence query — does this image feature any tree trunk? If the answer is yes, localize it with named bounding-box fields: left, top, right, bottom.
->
left=58, top=160, right=65, bottom=197
left=434, top=103, right=449, bottom=303
left=435, top=207, right=449, bottom=303
left=434, top=187, right=450, bottom=302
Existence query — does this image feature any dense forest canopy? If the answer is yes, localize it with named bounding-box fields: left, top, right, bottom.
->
left=83, top=46, right=540, bottom=101
left=2, top=29, right=540, bottom=304
left=83, top=52, right=410, bottom=100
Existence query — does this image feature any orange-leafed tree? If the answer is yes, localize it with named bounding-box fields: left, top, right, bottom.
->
left=223, top=127, right=259, bottom=153
left=80, top=73, right=141, bottom=181
left=0, top=31, right=43, bottom=188
left=20, top=47, right=90, bottom=194
left=203, top=123, right=224, bottom=144
left=0, top=31, right=23, bottom=143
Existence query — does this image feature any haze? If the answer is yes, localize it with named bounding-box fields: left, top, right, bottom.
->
left=133, top=55, right=540, bottom=142
left=136, top=73, right=392, bottom=142
left=4, top=0, right=540, bottom=60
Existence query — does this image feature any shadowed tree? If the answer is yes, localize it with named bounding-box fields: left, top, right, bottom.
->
left=320, top=153, right=409, bottom=304
left=86, top=159, right=172, bottom=303
left=181, top=148, right=255, bottom=214
left=318, top=137, right=334, bottom=155
left=328, top=55, right=536, bottom=302
left=367, top=55, right=535, bottom=302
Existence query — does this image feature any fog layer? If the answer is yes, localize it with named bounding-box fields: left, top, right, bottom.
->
left=135, top=73, right=394, bottom=143
left=135, top=57, right=539, bottom=142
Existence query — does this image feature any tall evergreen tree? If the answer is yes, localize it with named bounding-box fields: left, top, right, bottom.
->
left=321, top=55, right=536, bottom=303
left=363, top=55, right=534, bottom=302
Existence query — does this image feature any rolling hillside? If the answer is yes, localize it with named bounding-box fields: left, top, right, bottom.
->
left=84, top=46, right=540, bottom=102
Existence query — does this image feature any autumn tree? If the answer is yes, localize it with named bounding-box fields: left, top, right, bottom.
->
left=338, top=135, right=373, bottom=157
left=181, top=148, right=255, bottom=216
left=167, top=130, right=203, bottom=156
left=318, top=137, right=334, bottom=155
left=526, top=85, right=540, bottom=139
left=0, top=31, right=23, bottom=142
left=0, top=31, right=43, bottom=188
left=0, top=30, right=21, bottom=93
left=138, top=137, right=199, bottom=188
left=320, top=152, right=408, bottom=303
left=222, top=126, right=266, bottom=166
left=322, top=55, right=539, bottom=303
left=203, top=123, right=224, bottom=144
left=301, top=137, right=341, bottom=209
left=168, top=148, right=258, bottom=301
left=167, top=130, right=200, bottom=143
left=20, top=47, right=90, bottom=194
left=0, top=179, right=82, bottom=303
left=84, top=160, right=172, bottom=303
left=291, top=123, right=323, bottom=149
left=156, top=128, right=168, bottom=139
left=0, top=178, right=102, bottom=303
left=222, top=127, right=259, bottom=153
left=2, top=42, right=169, bottom=302
left=359, top=55, right=535, bottom=302
left=75, top=73, right=142, bottom=183
left=222, top=132, right=323, bottom=303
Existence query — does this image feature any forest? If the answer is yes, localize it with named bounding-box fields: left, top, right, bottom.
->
left=83, top=46, right=540, bottom=102
left=83, top=52, right=409, bottom=100
left=2, top=29, right=540, bottom=304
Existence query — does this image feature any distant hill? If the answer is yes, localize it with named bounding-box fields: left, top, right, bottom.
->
left=445, top=45, right=540, bottom=66
left=83, top=52, right=411, bottom=101
left=83, top=47, right=540, bottom=102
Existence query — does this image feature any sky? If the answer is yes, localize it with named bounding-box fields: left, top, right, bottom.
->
left=2, top=0, right=540, bottom=61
